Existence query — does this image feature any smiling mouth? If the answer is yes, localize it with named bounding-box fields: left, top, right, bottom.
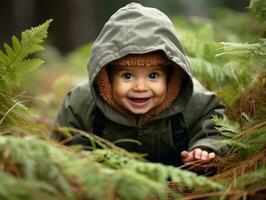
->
left=129, top=98, right=151, bottom=104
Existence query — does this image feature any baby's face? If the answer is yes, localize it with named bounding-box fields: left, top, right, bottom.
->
left=111, top=65, right=167, bottom=115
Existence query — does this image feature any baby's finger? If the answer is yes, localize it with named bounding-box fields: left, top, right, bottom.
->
left=181, top=151, right=194, bottom=163
left=208, top=152, right=216, bottom=160
left=201, top=151, right=209, bottom=160
left=180, top=151, right=189, bottom=159
left=194, top=148, right=202, bottom=160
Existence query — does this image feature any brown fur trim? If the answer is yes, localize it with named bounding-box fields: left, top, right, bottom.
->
left=112, top=52, right=172, bottom=67
left=95, top=68, right=115, bottom=107
left=95, top=53, right=185, bottom=125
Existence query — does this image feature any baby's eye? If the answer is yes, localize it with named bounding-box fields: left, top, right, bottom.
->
left=122, top=73, right=133, bottom=80
left=149, top=72, right=159, bottom=79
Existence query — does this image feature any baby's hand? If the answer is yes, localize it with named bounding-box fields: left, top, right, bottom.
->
left=180, top=148, right=215, bottom=164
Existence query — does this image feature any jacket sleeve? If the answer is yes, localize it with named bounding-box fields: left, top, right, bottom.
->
left=53, top=92, right=86, bottom=130
left=184, top=78, right=230, bottom=155
left=52, top=81, right=95, bottom=137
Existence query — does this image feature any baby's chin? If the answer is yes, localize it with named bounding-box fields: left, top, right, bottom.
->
left=129, top=110, right=149, bottom=115
left=127, top=107, right=151, bottom=115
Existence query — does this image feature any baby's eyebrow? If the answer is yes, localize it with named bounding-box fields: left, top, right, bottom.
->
left=115, top=67, right=132, bottom=72
left=148, top=67, right=167, bottom=73
left=113, top=66, right=166, bottom=73
left=150, top=67, right=165, bottom=71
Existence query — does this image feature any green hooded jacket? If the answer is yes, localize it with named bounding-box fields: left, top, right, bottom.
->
left=54, top=3, right=229, bottom=166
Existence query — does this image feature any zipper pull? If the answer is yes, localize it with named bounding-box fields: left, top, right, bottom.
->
left=137, top=126, right=143, bottom=141
left=136, top=115, right=144, bottom=142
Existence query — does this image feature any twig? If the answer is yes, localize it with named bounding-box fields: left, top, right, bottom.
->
left=234, top=120, right=266, bottom=139
left=0, top=101, right=22, bottom=125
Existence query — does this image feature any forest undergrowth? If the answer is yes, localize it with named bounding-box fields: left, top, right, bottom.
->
left=0, top=0, right=265, bottom=199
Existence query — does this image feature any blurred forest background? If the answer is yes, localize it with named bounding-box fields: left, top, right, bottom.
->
left=1, top=0, right=250, bottom=54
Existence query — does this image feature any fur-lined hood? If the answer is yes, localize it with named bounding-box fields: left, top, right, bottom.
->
left=88, top=3, right=193, bottom=126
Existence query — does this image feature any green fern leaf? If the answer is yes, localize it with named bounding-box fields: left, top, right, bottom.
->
left=216, top=40, right=266, bottom=63
left=0, top=172, right=59, bottom=200
left=91, top=149, right=224, bottom=191
left=0, top=50, right=9, bottom=64
left=21, top=22, right=50, bottom=55
left=236, top=167, right=266, bottom=189
left=5, top=72, right=18, bottom=84
left=188, top=57, right=234, bottom=90
left=216, top=42, right=260, bottom=57
left=3, top=58, right=44, bottom=84
left=16, top=58, right=44, bottom=73
left=0, top=90, right=38, bottom=131
left=3, top=43, right=15, bottom=60
left=213, top=115, right=241, bottom=137
left=12, top=36, right=21, bottom=53
left=0, top=19, right=52, bottom=85
left=249, top=0, right=266, bottom=22
left=3, top=59, right=44, bottom=85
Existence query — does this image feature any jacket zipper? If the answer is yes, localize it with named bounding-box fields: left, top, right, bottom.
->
left=136, top=115, right=144, bottom=142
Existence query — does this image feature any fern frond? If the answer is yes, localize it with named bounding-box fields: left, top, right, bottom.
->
left=224, top=126, right=266, bottom=160
left=216, top=39, right=266, bottom=63
left=112, top=169, right=167, bottom=200
left=228, top=73, right=266, bottom=125
left=0, top=50, right=10, bottom=64
left=5, top=58, right=44, bottom=83
left=0, top=91, right=41, bottom=132
left=0, top=135, right=170, bottom=200
left=0, top=172, right=59, bottom=200
left=91, top=149, right=225, bottom=191
left=213, top=115, right=241, bottom=137
left=0, top=136, right=75, bottom=199
left=0, top=19, right=52, bottom=85
left=189, top=57, right=231, bottom=87
left=237, top=126, right=266, bottom=157
left=249, top=0, right=266, bottom=22
left=179, top=28, right=220, bottom=62
left=212, top=148, right=266, bottom=199
left=236, top=166, right=266, bottom=189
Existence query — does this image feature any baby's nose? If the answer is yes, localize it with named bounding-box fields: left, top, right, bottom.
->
left=133, top=79, right=148, bottom=91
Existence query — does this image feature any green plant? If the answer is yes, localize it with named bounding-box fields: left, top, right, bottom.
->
left=0, top=19, right=52, bottom=85
left=0, top=19, right=52, bottom=131
left=1, top=0, right=266, bottom=199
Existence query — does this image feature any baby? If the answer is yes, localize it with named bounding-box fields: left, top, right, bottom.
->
left=54, top=3, right=228, bottom=168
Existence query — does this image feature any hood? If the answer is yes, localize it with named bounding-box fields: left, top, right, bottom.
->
left=88, top=3, right=193, bottom=126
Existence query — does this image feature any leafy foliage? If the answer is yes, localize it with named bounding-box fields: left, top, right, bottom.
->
left=216, top=39, right=266, bottom=61
left=170, top=1, right=266, bottom=199
left=173, top=1, right=265, bottom=107
left=0, top=134, right=224, bottom=200
left=0, top=0, right=266, bottom=199
left=0, top=172, right=60, bottom=200
left=233, top=126, right=266, bottom=159
left=249, top=0, right=266, bottom=23
left=0, top=20, right=52, bottom=131
left=0, top=19, right=52, bottom=85
left=228, top=73, right=266, bottom=127
left=0, top=136, right=74, bottom=200
left=213, top=115, right=241, bottom=137
left=0, top=95, right=28, bottom=131
left=236, top=167, right=266, bottom=189
left=91, top=149, right=224, bottom=190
